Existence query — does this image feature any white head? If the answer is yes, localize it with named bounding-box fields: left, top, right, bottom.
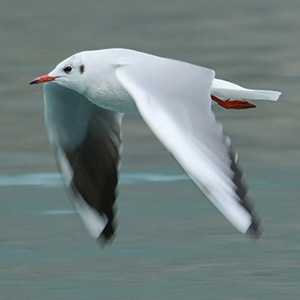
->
left=30, top=52, right=90, bottom=94
left=30, top=49, right=133, bottom=110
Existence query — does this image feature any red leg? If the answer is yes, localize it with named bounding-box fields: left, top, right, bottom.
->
left=211, top=95, right=256, bottom=109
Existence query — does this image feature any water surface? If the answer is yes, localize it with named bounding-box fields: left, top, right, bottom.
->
left=1, top=1, right=300, bottom=299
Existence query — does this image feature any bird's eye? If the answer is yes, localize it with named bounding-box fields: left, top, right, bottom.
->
left=63, top=65, right=72, bottom=74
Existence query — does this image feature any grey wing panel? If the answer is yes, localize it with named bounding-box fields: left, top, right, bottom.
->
left=44, top=83, right=123, bottom=241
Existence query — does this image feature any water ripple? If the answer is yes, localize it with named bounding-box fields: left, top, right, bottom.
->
left=0, top=172, right=189, bottom=187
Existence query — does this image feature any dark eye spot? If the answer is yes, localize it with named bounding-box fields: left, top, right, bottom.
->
left=79, top=64, right=85, bottom=74
left=63, top=65, right=72, bottom=74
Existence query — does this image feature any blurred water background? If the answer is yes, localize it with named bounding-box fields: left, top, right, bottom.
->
left=0, top=1, right=300, bottom=299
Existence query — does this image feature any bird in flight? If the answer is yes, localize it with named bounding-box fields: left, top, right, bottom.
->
left=30, top=49, right=281, bottom=244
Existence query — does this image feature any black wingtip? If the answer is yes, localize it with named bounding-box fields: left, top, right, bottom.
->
left=246, top=221, right=263, bottom=240
left=97, top=233, right=116, bottom=248
left=97, top=221, right=116, bottom=247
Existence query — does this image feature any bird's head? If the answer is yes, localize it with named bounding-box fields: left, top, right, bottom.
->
left=30, top=53, right=88, bottom=94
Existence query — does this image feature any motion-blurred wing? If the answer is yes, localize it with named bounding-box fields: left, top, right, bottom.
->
left=44, top=82, right=122, bottom=242
left=116, top=56, right=261, bottom=237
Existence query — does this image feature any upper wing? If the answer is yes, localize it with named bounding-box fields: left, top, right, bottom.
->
left=116, top=56, right=261, bottom=237
left=44, top=82, right=123, bottom=243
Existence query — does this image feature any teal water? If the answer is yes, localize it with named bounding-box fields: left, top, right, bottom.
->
left=1, top=1, right=300, bottom=299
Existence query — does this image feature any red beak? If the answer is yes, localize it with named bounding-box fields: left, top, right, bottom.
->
left=29, top=74, right=59, bottom=85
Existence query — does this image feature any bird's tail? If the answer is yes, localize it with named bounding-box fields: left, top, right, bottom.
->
left=211, top=79, right=281, bottom=101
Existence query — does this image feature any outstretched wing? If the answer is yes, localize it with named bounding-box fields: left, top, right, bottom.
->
left=116, top=55, right=261, bottom=237
left=44, top=82, right=123, bottom=243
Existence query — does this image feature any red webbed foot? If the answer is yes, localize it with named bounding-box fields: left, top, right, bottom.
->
left=211, top=95, right=256, bottom=109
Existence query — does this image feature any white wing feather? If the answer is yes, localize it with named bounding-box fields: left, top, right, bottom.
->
left=116, top=56, right=260, bottom=235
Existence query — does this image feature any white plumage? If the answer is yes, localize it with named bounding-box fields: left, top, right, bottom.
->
left=30, top=49, right=281, bottom=243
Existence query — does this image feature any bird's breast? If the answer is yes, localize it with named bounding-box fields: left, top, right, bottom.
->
left=85, top=79, right=138, bottom=114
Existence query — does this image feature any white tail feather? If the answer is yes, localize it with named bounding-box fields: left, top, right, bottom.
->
left=211, top=79, right=281, bottom=101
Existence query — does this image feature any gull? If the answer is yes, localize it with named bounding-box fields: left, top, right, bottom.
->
left=30, top=49, right=281, bottom=243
